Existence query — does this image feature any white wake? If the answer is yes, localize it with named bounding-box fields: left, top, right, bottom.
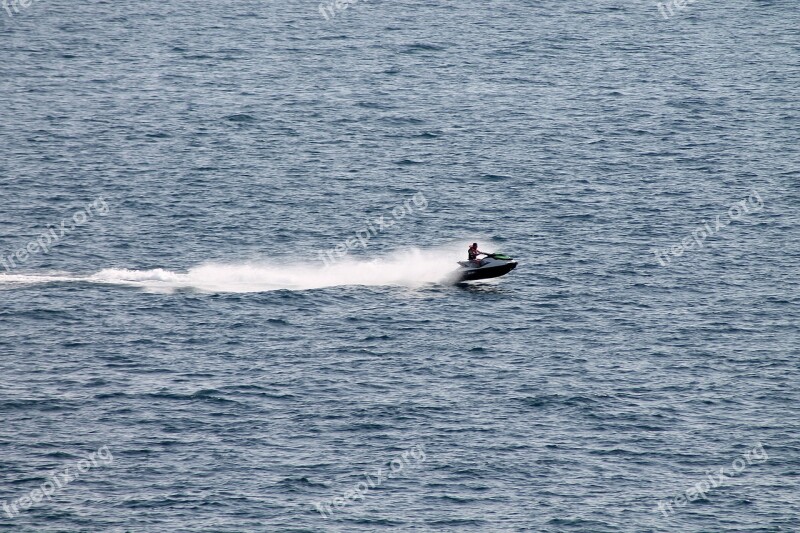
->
left=0, top=245, right=493, bottom=293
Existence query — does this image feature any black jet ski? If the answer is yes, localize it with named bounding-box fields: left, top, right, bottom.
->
left=455, top=253, right=517, bottom=282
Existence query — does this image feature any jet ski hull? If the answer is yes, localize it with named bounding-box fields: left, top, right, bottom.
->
left=455, top=257, right=518, bottom=282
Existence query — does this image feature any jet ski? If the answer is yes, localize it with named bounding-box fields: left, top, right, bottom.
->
left=455, top=253, right=517, bottom=282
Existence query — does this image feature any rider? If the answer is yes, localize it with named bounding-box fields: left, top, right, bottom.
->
left=468, top=243, right=486, bottom=265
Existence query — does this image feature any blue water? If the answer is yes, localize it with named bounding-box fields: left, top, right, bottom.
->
left=1, top=0, right=799, bottom=531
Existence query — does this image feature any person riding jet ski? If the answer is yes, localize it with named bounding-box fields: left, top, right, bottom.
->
left=468, top=243, right=487, bottom=266
left=455, top=245, right=518, bottom=282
